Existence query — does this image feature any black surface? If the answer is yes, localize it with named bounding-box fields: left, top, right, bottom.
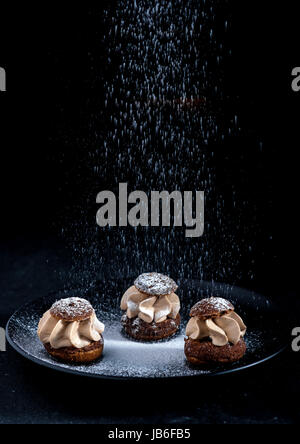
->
left=1, top=1, right=300, bottom=424
left=0, top=238, right=299, bottom=424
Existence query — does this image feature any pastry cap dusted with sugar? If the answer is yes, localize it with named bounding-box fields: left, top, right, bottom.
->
left=50, top=298, right=94, bottom=322
left=190, top=297, right=234, bottom=320
left=134, top=273, right=178, bottom=297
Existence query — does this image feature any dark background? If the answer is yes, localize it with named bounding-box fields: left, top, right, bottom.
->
left=0, top=1, right=299, bottom=294
left=0, top=1, right=299, bottom=424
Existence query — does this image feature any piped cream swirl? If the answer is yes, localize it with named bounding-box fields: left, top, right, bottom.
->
left=38, top=310, right=105, bottom=350
left=186, top=311, right=246, bottom=346
left=121, top=286, right=180, bottom=324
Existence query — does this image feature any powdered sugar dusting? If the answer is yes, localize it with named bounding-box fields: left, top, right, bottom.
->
left=50, top=298, right=93, bottom=321
left=205, top=297, right=234, bottom=312
left=134, top=273, right=178, bottom=296
left=191, top=297, right=234, bottom=318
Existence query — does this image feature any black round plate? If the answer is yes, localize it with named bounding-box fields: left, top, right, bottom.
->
left=6, top=279, right=290, bottom=379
